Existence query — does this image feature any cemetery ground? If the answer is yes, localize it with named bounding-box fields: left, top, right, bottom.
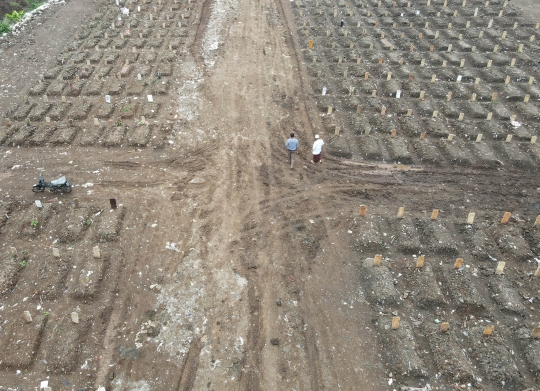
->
left=0, top=0, right=540, bottom=389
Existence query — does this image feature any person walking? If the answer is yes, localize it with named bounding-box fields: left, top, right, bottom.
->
left=311, top=135, right=324, bottom=164
left=285, top=133, right=299, bottom=169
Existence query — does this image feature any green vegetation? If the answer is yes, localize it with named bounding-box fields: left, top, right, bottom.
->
left=5, top=10, right=24, bottom=23
left=0, top=20, right=11, bottom=34
left=19, top=260, right=26, bottom=268
left=85, top=219, right=92, bottom=226
left=31, top=218, right=39, bottom=227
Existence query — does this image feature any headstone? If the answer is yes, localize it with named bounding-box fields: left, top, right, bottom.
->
left=391, top=129, right=396, bottom=138
left=420, top=91, right=425, bottom=100
left=440, top=322, right=450, bottom=332
left=23, top=311, right=32, bottom=323
left=458, top=113, right=464, bottom=121
left=454, top=258, right=463, bottom=268
left=328, top=106, right=333, bottom=114
left=529, top=76, right=535, bottom=85
left=501, top=212, right=511, bottom=224
left=147, top=95, right=154, bottom=102
left=93, top=246, right=101, bottom=259
left=531, top=135, right=537, bottom=143
left=397, top=207, right=405, bottom=218
left=105, top=95, right=111, bottom=103
left=322, top=87, right=326, bottom=96
left=467, top=212, right=475, bottom=224
left=476, top=134, right=483, bottom=142
left=391, top=317, right=400, bottom=330
left=524, top=94, right=530, bottom=103
left=505, top=134, right=512, bottom=142
left=359, top=205, right=367, bottom=216
left=416, top=255, right=425, bottom=268
left=71, top=312, right=79, bottom=324
left=486, top=113, right=492, bottom=121
left=495, top=261, right=505, bottom=274
left=432, top=110, right=439, bottom=117
left=110, top=198, right=117, bottom=209
left=420, top=132, right=426, bottom=139
left=431, top=74, right=436, bottom=82
left=396, top=90, right=401, bottom=99
left=53, top=248, right=60, bottom=258
left=532, top=325, right=540, bottom=338
left=484, top=325, right=495, bottom=335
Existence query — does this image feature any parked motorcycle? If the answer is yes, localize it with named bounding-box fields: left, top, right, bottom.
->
left=32, top=173, right=72, bottom=193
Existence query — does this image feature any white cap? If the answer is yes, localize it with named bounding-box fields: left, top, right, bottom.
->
left=315, top=134, right=320, bottom=139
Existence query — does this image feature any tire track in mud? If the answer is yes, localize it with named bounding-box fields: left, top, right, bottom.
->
left=176, top=336, right=203, bottom=391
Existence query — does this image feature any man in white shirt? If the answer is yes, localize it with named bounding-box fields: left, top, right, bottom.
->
left=311, top=135, right=324, bottom=164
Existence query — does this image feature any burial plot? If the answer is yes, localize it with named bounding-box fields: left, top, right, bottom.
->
left=377, top=320, right=427, bottom=378
left=391, top=215, right=421, bottom=253
left=10, top=103, right=35, bottom=121
left=46, top=80, right=67, bottom=96
left=141, top=103, right=161, bottom=118
left=48, top=102, right=72, bottom=121
left=67, top=100, right=93, bottom=120
left=43, top=315, right=91, bottom=373
left=470, top=142, right=501, bottom=168
left=0, top=255, right=23, bottom=296
left=440, top=265, right=485, bottom=311
left=95, top=205, right=125, bottom=242
left=467, top=326, right=523, bottom=387
left=82, top=80, right=103, bottom=96
left=10, top=125, right=36, bottom=145
left=487, top=274, right=526, bottom=316
left=493, top=142, right=535, bottom=170
left=30, top=254, right=71, bottom=300
left=127, top=125, right=152, bottom=146
left=101, top=125, right=128, bottom=146
left=524, top=340, right=540, bottom=374
left=438, top=139, right=474, bottom=166
left=69, top=252, right=107, bottom=300
left=0, top=315, right=47, bottom=369
left=361, top=258, right=401, bottom=305
left=458, top=222, right=501, bottom=261
left=28, top=82, right=49, bottom=96
left=423, top=323, right=476, bottom=382
left=411, top=263, right=446, bottom=308
left=416, top=219, right=458, bottom=255
left=78, top=126, right=104, bottom=146
left=50, top=125, right=80, bottom=145
left=49, top=206, right=92, bottom=243
left=412, top=138, right=445, bottom=165
left=352, top=215, right=387, bottom=253
left=28, top=103, right=52, bottom=121
left=381, top=137, right=413, bottom=164
left=0, top=125, right=17, bottom=144
left=490, top=225, right=533, bottom=261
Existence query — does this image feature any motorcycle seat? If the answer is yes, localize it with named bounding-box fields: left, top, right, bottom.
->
left=51, top=176, right=67, bottom=186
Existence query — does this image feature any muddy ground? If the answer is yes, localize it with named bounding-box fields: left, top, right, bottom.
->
left=0, top=0, right=540, bottom=390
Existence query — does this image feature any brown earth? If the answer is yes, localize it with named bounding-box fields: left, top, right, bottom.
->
left=0, top=0, right=540, bottom=390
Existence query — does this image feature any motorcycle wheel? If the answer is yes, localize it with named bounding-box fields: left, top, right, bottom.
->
left=32, top=186, right=45, bottom=193
left=63, top=186, right=72, bottom=193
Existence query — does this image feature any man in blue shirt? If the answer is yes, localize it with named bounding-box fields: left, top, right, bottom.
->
left=285, top=133, right=299, bottom=169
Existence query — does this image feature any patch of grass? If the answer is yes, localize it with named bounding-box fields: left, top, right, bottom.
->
left=19, top=260, right=26, bottom=268
left=25, top=0, right=43, bottom=9
left=85, top=219, right=92, bottom=226
left=0, top=20, right=12, bottom=34
left=31, top=218, right=39, bottom=227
